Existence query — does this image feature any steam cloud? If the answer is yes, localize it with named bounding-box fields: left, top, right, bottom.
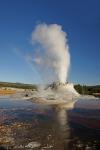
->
left=31, top=23, right=70, bottom=84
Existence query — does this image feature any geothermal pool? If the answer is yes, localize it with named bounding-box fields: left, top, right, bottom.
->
left=0, top=97, right=100, bottom=150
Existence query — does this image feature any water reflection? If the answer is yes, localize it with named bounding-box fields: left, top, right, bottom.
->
left=50, top=105, right=100, bottom=150
left=0, top=98, right=100, bottom=150
left=53, top=107, right=70, bottom=137
left=54, top=108, right=70, bottom=149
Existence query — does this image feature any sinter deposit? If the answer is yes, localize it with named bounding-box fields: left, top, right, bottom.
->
left=32, top=82, right=79, bottom=102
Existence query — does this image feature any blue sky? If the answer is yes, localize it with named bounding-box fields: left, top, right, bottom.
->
left=0, top=0, right=100, bottom=85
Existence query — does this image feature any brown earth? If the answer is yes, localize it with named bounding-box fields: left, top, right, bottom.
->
left=0, top=89, right=16, bottom=95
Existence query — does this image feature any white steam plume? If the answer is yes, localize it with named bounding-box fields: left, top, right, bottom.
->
left=31, top=23, right=70, bottom=84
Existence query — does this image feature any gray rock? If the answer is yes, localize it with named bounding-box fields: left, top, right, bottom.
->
left=25, top=141, right=41, bottom=148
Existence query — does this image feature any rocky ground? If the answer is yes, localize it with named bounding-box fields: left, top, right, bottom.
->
left=0, top=122, right=42, bottom=150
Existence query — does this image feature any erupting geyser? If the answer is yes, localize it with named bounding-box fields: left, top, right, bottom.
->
left=31, top=23, right=70, bottom=83
left=30, top=23, right=79, bottom=99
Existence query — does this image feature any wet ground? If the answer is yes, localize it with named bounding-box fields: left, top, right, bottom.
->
left=0, top=97, right=100, bottom=150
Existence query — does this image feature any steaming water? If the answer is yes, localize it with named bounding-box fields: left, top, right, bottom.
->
left=0, top=97, right=100, bottom=150
left=30, top=23, right=70, bottom=84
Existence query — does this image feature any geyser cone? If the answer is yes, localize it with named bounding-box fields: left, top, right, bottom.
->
left=45, top=82, right=79, bottom=97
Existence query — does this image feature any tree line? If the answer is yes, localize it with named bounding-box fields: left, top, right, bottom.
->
left=74, top=84, right=100, bottom=96
left=0, top=82, right=37, bottom=90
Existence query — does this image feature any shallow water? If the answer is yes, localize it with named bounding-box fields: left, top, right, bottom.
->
left=0, top=97, right=100, bottom=150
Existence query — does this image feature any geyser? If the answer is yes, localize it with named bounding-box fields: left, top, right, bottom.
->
left=29, top=23, right=79, bottom=99
left=31, top=23, right=70, bottom=84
